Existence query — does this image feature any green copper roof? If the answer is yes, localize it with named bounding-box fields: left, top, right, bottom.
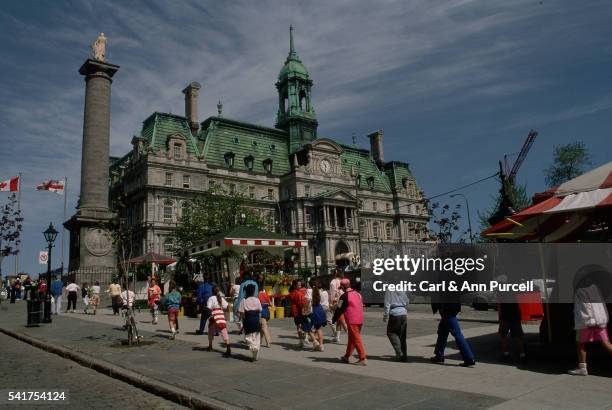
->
left=141, top=112, right=201, bottom=156
left=384, top=161, right=413, bottom=190
left=279, top=26, right=309, bottom=80
left=339, top=144, right=392, bottom=193
left=201, top=117, right=291, bottom=176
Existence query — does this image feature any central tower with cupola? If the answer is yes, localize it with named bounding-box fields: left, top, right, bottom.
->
left=275, top=26, right=318, bottom=153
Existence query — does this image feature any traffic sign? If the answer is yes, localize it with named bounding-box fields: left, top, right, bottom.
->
left=38, top=251, right=48, bottom=265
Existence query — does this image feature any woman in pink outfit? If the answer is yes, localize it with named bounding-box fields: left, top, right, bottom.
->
left=332, top=279, right=366, bottom=366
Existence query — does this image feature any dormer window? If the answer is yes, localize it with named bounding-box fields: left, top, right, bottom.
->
left=252, top=141, right=258, bottom=147
left=173, top=142, right=182, bottom=160
left=270, top=144, right=276, bottom=152
left=366, top=176, right=375, bottom=189
left=224, top=152, right=235, bottom=168
left=244, top=155, right=254, bottom=171
left=263, top=158, right=273, bottom=174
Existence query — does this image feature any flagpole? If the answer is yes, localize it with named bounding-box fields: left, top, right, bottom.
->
left=61, top=177, right=67, bottom=276
left=14, top=172, right=22, bottom=277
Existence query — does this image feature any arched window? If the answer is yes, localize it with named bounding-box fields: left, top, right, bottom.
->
left=163, top=199, right=174, bottom=222
left=299, top=89, right=307, bottom=111
left=385, top=223, right=392, bottom=239
left=373, top=221, right=380, bottom=239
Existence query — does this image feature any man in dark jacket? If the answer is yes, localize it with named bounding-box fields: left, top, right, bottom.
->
left=195, top=275, right=215, bottom=335
left=430, top=302, right=476, bottom=367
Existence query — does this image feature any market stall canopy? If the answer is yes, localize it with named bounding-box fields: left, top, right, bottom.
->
left=129, top=252, right=176, bottom=265
left=183, top=226, right=307, bottom=257
left=482, top=161, right=612, bottom=241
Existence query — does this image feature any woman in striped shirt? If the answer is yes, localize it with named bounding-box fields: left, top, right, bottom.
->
left=207, top=286, right=232, bottom=357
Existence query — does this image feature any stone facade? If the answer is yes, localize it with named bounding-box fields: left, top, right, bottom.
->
left=110, top=30, right=428, bottom=274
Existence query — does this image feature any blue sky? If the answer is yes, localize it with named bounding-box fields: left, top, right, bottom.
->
left=1, top=0, right=611, bottom=277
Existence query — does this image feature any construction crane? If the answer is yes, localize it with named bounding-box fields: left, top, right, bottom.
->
left=488, top=129, right=538, bottom=226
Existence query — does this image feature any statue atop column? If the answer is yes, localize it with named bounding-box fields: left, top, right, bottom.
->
left=91, top=33, right=107, bottom=61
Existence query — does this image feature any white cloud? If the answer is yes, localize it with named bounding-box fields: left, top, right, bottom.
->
left=1, top=0, right=611, bottom=274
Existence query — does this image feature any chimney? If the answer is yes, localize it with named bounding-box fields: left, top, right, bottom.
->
left=368, top=130, right=384, bottom=164
left=182, top=82, right=201, bottom=135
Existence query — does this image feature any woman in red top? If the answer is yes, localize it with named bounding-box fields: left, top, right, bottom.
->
left=290, top=279, right=311, bottom=347
left=147, top=278, right=162, bottom=325
left=258, top=284, right=273, bottom=347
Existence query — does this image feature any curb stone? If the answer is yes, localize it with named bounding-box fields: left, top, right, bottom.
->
left=0, top=327, right=240, bottom=410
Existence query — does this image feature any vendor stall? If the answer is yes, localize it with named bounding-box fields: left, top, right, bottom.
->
left=481, top=162, right=612, bottom=343
left=183, top=225, right=308, bottom=318
left=128, top=252, right=176, bottom=299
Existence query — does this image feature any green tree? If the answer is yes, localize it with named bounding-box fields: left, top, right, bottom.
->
left=478, top=183, right=530, bottom=231
left=423, top=199, right=465, bottom=244
left=544, top=141, right=591, bottom=187
left=106, top=192, right=134, bottom=285
left=172, top=185, right=266, bottom=249
left=0, top=193, right=23, bottom=280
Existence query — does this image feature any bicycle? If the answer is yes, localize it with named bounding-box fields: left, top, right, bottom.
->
left=121, top=306, right=141, bottom=346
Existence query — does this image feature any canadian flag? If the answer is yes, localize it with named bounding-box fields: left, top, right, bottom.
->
left=36, top=179, right=65, bottom=195
left=0, top=176, right=20, bottom=192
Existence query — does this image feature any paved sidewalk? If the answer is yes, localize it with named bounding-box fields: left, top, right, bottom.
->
left=1, top=301, right=611, bottom=409
left=0, top=301, right=500, bottom=409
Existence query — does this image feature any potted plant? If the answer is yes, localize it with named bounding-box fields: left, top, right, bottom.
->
left=279, top=274, right=292, bottom=295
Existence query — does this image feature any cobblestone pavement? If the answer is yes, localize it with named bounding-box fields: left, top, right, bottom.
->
left=0, top=332, right=184, bottom=409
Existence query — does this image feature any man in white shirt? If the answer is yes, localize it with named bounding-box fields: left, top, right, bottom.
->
left=65, top=281, right=80, bottom=313
left=121, top=289, right=135, bottom=308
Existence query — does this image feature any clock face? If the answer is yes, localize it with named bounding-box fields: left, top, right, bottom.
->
left=320, top=159, right=331, bottom=173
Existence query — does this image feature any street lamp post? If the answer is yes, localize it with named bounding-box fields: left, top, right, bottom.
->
left=450, top=193, right=473, bottom=244
left=42, top=223, right=58, bottom=323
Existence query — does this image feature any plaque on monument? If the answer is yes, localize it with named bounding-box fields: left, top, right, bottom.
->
left=84, top=228, right=112, bottom=257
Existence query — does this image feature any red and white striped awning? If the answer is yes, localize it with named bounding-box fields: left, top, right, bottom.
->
left=186, top=235, right=307, bottom=257
left=482, top=162, right=612, bottom=241
left=551, top=161, right=612, bottom=197
left=224, top=239, right=306, bottom=247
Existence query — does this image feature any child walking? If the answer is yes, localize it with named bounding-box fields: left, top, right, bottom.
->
left=82, top=282, right=89, bottom=314
left=569, top=277, right=612, bottom=376
left=163, top=280, right=181, bottom=340
left=308, top=279, right=327, bottom=352
left=239, top=284, right=262, bottom=362
left=258, top=284, right=273, bottom=347
left=147, top=278, right=161, bottom=325
left=207, top=286, right=232, bottom=357
left=89, top=281, right=101, bottom=316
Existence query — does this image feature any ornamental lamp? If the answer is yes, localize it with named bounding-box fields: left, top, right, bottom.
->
left=43, top=223, right=58, bottom=245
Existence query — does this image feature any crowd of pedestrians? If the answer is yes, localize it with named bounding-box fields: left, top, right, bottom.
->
left=5, top=268, right=609, bottom=376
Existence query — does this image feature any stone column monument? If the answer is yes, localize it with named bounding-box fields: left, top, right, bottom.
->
left=65, top=33, right=119, bottom=273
